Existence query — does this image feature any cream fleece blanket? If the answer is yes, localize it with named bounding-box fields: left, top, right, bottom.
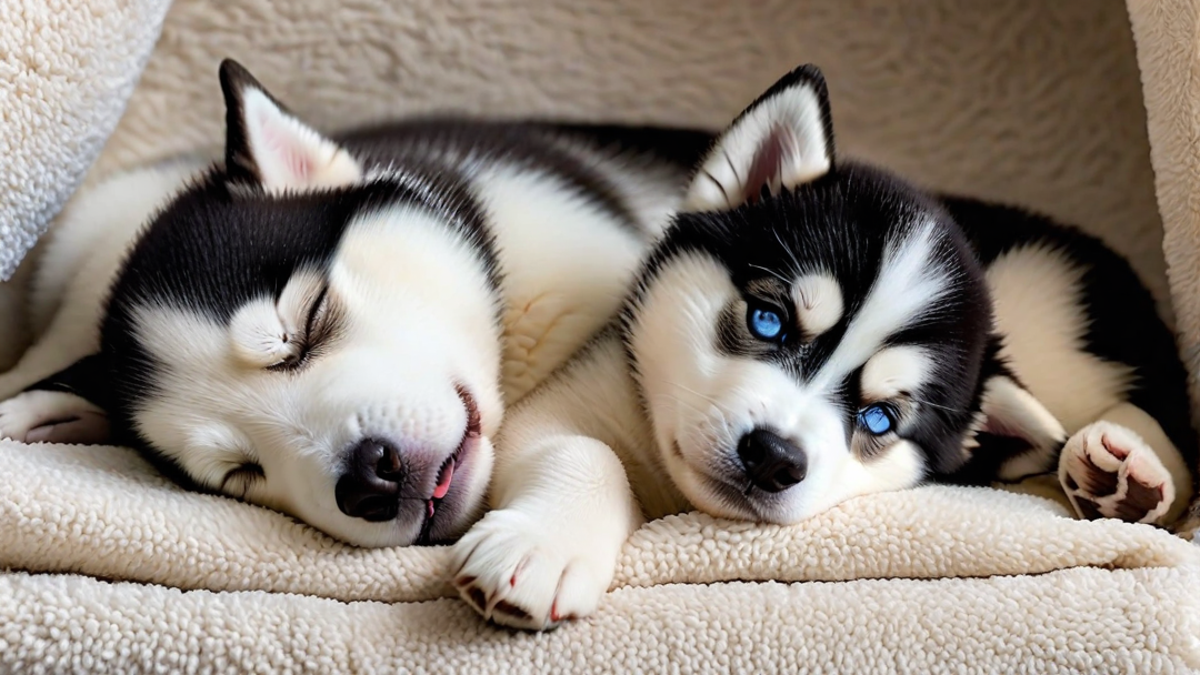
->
left=0, top=0, right=170, bottom=281
left=2, top=441, right=1198, bottom=672
left=5, top=0, right=1200, bottom=673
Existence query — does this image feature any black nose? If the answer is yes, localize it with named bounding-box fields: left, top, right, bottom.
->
left=335, top=438, right=404, bottom=521
left=737, top=428, right=807, bottom=493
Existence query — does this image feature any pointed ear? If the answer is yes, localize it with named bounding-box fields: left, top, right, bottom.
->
left=685, top=64, right=835, bottom=212
left=218, top=59, right=362, bottom=193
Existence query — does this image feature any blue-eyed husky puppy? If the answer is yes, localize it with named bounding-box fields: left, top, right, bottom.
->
left=0, top=59, right=711, bottom=548
left=452, top=64, right=1198, bottom=630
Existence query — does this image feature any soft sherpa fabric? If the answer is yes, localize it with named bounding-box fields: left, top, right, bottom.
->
left=0, top=0, right=171, bottom=281
left=1128, top=0, right=1200, bottom=434
left=6, top=0, right=1200, bottom=673
left=1128, top=0, right=1200, bottom=531
left=2, top=568, right=1197, bottom=674
left=1, top=440, right=1198, bottom=673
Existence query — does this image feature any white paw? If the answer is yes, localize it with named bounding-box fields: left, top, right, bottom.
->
left=450, top=506, right=618, bottom=631
left=0, top=390, right=110, bottom=445
left=1059, top=421, right=1173, bottom=525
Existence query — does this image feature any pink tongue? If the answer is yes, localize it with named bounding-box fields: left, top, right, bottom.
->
left=432, top=461, right=455, bottom=500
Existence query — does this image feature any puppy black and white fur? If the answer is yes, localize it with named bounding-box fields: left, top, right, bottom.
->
left=0, top=59, right=713, bottom=548
left=451, top=64, right=1198, bottom=630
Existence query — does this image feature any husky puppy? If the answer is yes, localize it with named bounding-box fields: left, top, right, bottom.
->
left=451, top=64, right=1198, bottom=630
left=0, top=59, right=710, bottom=547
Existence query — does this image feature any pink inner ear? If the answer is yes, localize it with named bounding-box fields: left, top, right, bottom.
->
left=743, top=125, right=795, bottom=204
left=256, top=108, right=314, bottom=182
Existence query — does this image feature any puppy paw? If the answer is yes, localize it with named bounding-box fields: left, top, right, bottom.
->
left=1059, top=421, right=1173, bottom=525
left=0, top=390, right=110, bottom=445
left=450, top=506, right=617, bottom=631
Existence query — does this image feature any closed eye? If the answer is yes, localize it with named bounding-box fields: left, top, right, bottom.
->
left=220, top=462, right=265, bottom=499
left=268, top=284, right=330, bottom=371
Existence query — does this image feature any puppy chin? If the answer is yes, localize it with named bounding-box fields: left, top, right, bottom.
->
left=658, top=451, right=749, bottom=521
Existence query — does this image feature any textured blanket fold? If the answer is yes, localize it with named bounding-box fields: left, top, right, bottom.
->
left=5, top=0, right=1200, bottom=672
left=2, top=440, right=1199, bottom=672
left=0, top=0, right=172, bottom=281
left=4, top=441, right=1198, bottom=602
left=3, top=567, right=1198, bottom=674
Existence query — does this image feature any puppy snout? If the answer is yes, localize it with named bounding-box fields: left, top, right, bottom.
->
left=737, top=428, right=807, bottom=493
left=335, top=437, right=404, bottom=521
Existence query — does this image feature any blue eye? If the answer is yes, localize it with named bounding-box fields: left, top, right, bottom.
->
left=748, top=306, right=784, bottom=341
left=857, top=404, right=895, bottom=435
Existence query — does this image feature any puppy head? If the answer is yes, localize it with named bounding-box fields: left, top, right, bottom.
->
left=624, top=64, right=1062, bottom=523
left=100, top=60, right=502, bottom=547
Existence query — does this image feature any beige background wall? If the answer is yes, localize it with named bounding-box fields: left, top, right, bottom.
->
left=95, top=0, right=1167, bottom=317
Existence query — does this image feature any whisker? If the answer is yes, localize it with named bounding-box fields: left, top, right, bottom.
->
left=771, top=227, right=805, bottom=278
left=905, top=397, right=971, bottom=414
left=721, top=147, right=744, bottom=190
left=748, top=263, right=791, bottom=285
left=671, top=383, right=729, bottom=410
left=656, top=393, right=711, bottom=417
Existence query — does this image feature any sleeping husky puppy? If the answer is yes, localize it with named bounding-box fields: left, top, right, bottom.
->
left=0, top=59, right=710, bottom=547
left=451, top=64, right=1199, bottom=630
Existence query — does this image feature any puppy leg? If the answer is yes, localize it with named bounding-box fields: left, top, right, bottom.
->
left=450, top=434, right=641, bottom=631
left=0, top=352, right=111, bottom=445
left=0, top=253, right=37, bottom=372
left=0, top=390, right=109, bottom=444
left=1058, top=402, right=1192, bottom=526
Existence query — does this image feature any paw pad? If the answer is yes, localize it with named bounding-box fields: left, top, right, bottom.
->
left=1059, top=422, right=1173, bottom=525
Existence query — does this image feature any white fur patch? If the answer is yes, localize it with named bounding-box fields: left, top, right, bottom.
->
left=127, top=204, right=504, bottom=548
left=987, top=245, right=1133, bottom=433
left=0, top=390, right=109, bottom=445
left=983, top=375, right=1068, bottom=481
left=815, top=222, right=950, bottom=388
left=792, top=274, right=842, bottom=339
left=822, top=439, right=927, bottom=511
left=229, top=298, right=298, bottom=369
left=860, top=345, right=931, bottom=401
left=473, top=167, right=646, bottom=404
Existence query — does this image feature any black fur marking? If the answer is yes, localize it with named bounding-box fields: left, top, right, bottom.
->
left=335, top=119, right=710, bottom=240
left=618, top=61, right=1195, bottom=497
left=93, top=95, right=708, bottom=492
left=551, top=123, right=714, bottom=170
left=99, top=167, right=498, bottom=470
left=942, top=197, right=1199, bottom=485
left=623, top=161, right=993, bottom=477
left=24, top=354, right=112, bottom=411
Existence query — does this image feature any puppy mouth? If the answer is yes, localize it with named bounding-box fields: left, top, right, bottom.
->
left=416, top=384, right=482, bottom=543
left=672, top=438, right=766, bottom=521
